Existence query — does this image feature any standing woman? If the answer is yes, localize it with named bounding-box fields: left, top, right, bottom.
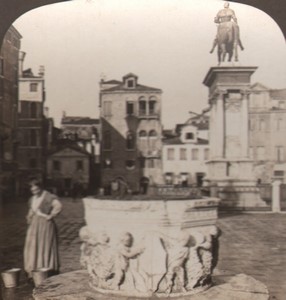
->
left=24, top=178, right=62, bottom=278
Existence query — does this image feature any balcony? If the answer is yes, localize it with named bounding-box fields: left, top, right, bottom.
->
left=138, top=111, right=160, bottom=119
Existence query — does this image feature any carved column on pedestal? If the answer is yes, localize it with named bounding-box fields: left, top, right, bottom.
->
left=241, top=89, right=251, bottom=158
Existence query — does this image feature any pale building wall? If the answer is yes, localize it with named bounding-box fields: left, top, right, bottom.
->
left=18, top=79, right=44, bottom=102
left=162, top=143, right=209, bottom=185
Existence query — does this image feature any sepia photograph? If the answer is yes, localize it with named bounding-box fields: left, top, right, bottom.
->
left=0, top=0, right=286, bottom=299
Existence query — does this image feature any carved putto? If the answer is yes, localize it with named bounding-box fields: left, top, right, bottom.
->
left=79, top=225, right=221, bottom=297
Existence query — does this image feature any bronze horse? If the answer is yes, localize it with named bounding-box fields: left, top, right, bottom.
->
left=215, top=22, right=243, bottom=64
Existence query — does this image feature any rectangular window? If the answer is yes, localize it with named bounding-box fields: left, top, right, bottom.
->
left=185, top=132, right=194, bottom=140
left=30, top=102, right=37, bottom=118
left=257, top=146, right=265, bottom=160
left=76, top=160, right=84, bottom=171
left=53, top=160, right=61, bottom=171
left=30, top=83, right=38, bottom=92
left=167, top=148, right=175, bottom=160
left=139, top=101, right=146, bottom=115
left=259, top=118, right=265, bottom=131
left=191, top=148, right=199, bottom=160
left=249, top=118, right=255, bottom=131
left=147, top=159, right=155, bottom=168
left=103, top=101, right=112, bottom=117
left=276, top=146, right=284, bottom=162
left=274, top=170, right=284, bottom=177
left=278, top=101, right=285, bottom=109
left=249, top=147, right=253, bottom=158
left=126, top=102, right=134, bottom=115
left=149, top=101, right=156, bottom=115
left=29, top=159, right=37, bottom=168
left=180, top=148, right=187, bottom=160
left=277, top=118, right=283, bottom=130
left=127, top=79, right=134, bottom=88
left=204, top=148, right=209, bottom=160
left=30, top=129, right=37, bottom=146
left=165, top=172, right=173, bottom=185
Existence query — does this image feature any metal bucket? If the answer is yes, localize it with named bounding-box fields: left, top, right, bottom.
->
left=1, top=268, right=21, bottom=288
left=32, top=268, right=50, bottom=287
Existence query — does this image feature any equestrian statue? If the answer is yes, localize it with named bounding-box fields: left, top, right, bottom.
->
left=210, top=2, right=244, bottom=64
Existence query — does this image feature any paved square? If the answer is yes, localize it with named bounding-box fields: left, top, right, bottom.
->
left=0, top=198, right=285, bottom=299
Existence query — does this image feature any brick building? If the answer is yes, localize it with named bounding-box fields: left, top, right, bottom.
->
left=0, top=25, right=22, bottom=202
left=99, top=73, right=163, bottom=192
left=17, top=52, right=46, bottom=196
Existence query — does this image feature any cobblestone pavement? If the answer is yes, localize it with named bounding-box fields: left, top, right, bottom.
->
left=0, top=198, right=286, bottom=299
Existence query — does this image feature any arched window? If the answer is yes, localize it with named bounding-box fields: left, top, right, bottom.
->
left=126, top=131, right=135, bottom=149
left=139, top=130, right=147, bottom=138
left=149, top=96, right=157, bottom=115
left=126, top=160, right=135, bottom=170
left=139, top=97, right=146, bottom=115
left=103, top=131, right=112, bottom=149
left=149, top=130, right=157, bottom=138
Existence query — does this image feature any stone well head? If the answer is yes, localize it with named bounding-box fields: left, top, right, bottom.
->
left=79, top=197, right=221, bottom=298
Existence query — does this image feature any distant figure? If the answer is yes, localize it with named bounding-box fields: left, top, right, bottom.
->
left=140, top=176, right=150, bottom=194
left=24, top=178, right=62, bottom=279
left=111, top=179, right=120, bottom=197
left=118, top=178, right=129, bottom=198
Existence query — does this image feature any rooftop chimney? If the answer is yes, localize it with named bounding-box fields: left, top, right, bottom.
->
left=38, top=65, right=45, bottom=77
left=18, top=51, right=26, bottom=77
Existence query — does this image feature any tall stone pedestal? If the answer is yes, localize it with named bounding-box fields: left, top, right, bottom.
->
left=203, top=66, right=266, bottom=208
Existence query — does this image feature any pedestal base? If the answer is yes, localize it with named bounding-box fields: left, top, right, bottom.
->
left=33, top=270, right=269, bottom=300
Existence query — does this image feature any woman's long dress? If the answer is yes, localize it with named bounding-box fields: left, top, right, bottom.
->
left=24, top=191, right=62, bottom=277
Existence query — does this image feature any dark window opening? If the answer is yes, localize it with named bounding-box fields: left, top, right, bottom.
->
left=126, top=160, right=135, bottom=170
left=53, top=160, right=61, bottom=171
left=127, top=79, right=134, bottom=88
left=126, top=131, right=135, bottom=149
left=126, top=102, right=134, bottom=115
left=30, top=129, right=37, bottom=146
left=30, top=83, right=38, bottom=92
left=31, top=102, right=37, bottom=118
left=76, top=160, right=83, bottom=171
left=139, top=100, right=146, bottom=115
left=149, top=101, right=156, bottom=115
left=185, top=132, right=194, bottom=140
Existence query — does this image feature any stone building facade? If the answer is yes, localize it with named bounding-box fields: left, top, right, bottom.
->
left=0, top=26, right=22, bottom=202
left=46, top=144, right=90, bottom=196
left=99, top=73, right=163, bottom=192
left=60, top=115, right=101, bottom=191
left=162, top=114, right=209, bottom=187
left=60, top=115, right=100, bottom=162
left=249, top=83, right=286, bottom=183
left=17, top=52, right=46, bottom=196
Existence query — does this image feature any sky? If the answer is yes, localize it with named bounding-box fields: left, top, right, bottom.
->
left=13, top=0, right=286, bottom=129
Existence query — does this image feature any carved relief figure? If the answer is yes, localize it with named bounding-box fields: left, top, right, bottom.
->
left=185, top=233, right=205, bottom=290
left=111, top=232, right=145, bottom=290
left=157, top=232, right=192, bottom=294
left=79, top=228, right=113, bottom=288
